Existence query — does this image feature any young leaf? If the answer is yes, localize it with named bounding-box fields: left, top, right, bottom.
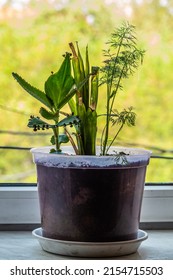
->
left=50, top=134, right=69, bottom=145
left=27, top=116, right=52, bottom=130
left=50, top=135, right=55, bottom=145
left=39, top=107, right=57, bottom=120
left=57, top=115, right=80, bottom=127
left=58, top=134, right=69, bottom=144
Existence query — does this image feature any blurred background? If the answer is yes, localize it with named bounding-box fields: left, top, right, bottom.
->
left=1, top=0, right=173, bottom=183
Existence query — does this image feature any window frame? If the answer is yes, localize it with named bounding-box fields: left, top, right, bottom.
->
left=0, top=183, right=173, bottom=229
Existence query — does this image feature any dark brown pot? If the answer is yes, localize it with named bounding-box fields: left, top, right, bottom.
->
left=31, top=146, right=151, bottom=242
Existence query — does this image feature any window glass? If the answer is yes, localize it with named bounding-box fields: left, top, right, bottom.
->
left=1, top=0, right=173, bottom=183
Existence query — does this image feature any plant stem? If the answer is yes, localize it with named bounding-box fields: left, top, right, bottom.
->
left=53, top=112, right=60, bottom=152
left=64, top=127, right=79, bottom=154
left=102, top=85, right=111, bottom=155
left=53, top=128, right=60, bottom=152
left=101, top=26, right=131, bottom=154
left=105, top=123, right=124, bottom=154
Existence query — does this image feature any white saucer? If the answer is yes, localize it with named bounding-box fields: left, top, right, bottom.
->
left=32, top=228, right=148, bottom=258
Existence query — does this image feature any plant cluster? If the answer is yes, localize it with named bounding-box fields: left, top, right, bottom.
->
left=12, top=22, right=144, bottom=155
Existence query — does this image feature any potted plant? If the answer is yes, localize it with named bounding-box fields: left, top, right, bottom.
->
left=12, top=22, right=151, bottom=256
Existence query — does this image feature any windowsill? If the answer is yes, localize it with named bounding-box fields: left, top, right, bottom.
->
left=1, top=184, right=173, bottom=260
left=0, top=230, right=173, bottom=260
left=0, top=184, right=173, bottom=226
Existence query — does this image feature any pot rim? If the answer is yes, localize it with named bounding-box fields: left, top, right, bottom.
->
left=31, top=146, right=151, bottom=168
left=31, top=145, right=152, bottom=157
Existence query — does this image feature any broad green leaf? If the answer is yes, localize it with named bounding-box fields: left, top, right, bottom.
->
left=56, top=52, right=72, bottom=83
left=57, top=74, right=91, bottom=110
left=44, top=53, right=75, bottom=110
left=57, top=84, right=76, bottom=109
left=12, top=72, right=52, bottom=109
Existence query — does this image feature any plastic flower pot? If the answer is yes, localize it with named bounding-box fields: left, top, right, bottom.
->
left=31, top=146, right=151, bottom=242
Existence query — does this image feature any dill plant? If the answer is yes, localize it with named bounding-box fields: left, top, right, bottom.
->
left=100, top=22, right=145, bottom=155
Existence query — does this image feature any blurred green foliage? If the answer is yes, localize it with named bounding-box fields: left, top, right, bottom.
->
left=1, top=0, right=173, bottom=182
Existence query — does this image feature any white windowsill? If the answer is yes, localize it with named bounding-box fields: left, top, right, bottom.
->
left=0, top=185, right=173, bottom=225
left=0, top=186, right=40, bottom=224
left=1, top=230, right=173, bottom=259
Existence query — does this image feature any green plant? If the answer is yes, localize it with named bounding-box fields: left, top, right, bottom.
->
left=12, top=22, right=144, bottom=155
